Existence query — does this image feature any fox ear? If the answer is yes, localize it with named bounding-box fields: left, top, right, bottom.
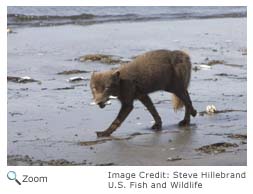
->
left=112, top=70, right=120, bottom=82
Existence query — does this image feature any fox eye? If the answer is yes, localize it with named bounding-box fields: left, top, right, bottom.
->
left=105, top=86, right=110, bottom=90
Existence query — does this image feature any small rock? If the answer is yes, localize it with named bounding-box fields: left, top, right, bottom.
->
left=167, top=157, right=182, bottom=161
left=206, top=60, right=225, bottom=66
left=57, top=70, right=90, bottom=75
left=227, top=134, right=247, bottom=140
left=7, top=28, right=13, bottom=33
left=79, top=54, right=124, bottom=64
left=130, top=132, right=143, bottom=136
left=195, top=142, right=238, bottom=154
left=109, top=96, right=117, bottom=99
left=89, top=102, right=96, bottom=106
left=67, top=77, right=86, bottom=82
left=7, top=76, right=41, bottom=84
left=54, top=86, right=75, bottom=90
left=97, top=163, right=115, bottom=166
left=193, top=64, right=211, bottom=71
left=105, top=101, right=112, bottom=105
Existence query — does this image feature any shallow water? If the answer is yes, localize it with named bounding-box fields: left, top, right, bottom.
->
left=8, top=6, right=246, bottom=28
left=8, top=16, right=247, bottom=165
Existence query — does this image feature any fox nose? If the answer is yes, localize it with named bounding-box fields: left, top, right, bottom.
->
left=98, top=102, right=106, bottom=108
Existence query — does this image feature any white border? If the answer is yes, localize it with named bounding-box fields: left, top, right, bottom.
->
left=1, top=1, right=251, bottom=194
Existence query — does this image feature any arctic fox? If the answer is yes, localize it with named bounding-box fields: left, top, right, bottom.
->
left=90, top=50, right=197, bottom=137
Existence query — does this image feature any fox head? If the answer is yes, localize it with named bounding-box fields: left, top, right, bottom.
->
left=90, top=70, right=120, bottom=108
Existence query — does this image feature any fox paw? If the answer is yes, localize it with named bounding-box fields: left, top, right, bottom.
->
left=96, top=131, right=111, bottom=137
left=178, top=119, right=190, bottom=126
left=151, top=123, right=162, bottom=130
left=191, top=109, right=197, bottom=117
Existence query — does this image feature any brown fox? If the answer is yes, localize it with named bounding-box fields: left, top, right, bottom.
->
left=90, top=50, right=197, bottom=137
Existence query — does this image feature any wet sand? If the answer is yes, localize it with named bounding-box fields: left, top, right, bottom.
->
left=8, top=18, right=247, bottom=165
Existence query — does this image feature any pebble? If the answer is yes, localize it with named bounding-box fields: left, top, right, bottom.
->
left=167, top=157, right=182, bottom=161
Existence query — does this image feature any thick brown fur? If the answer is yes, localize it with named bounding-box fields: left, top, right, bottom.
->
left=90, top=50, right=197, bottom=137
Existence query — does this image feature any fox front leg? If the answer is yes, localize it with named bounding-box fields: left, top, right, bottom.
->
left=138, top=94, right=162, bottom=130
left=96, top=103, right=133, bottom=137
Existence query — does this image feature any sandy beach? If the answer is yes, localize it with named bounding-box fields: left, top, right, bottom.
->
left=8, top=13, right=247, bottom=165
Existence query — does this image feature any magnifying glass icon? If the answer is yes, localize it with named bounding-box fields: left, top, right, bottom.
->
left=7, top=171, right=21, bottom=185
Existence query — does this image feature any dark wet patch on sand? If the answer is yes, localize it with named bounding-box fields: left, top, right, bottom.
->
left=223, top=63, right=244, bottom=68
left=213, top=73, right=247, bottom=81
left=195, top=142, right=239, bottom=154
left=79, top=54, right=130, bottom=64
left=57, top=69, right=90, bottom=75
left=53, top=86, right=75, bottom=90
left=9, top=112, right=23, bottom=116
left=193, top=58, right=244, bottom=72
left=215, top=73, right=237, bottom=78
left=206, top=133, right=246, bottom=138
left=167, top=157, right=183, bottom=162
left=7, top=76, right=41, bottom=84
left=202, top=78, right=218, bottom=81
left=78, top=132, right=149, bottom=146
left=222, top=93, right=244, bottom=97
left=206, top=60, right=225, bottom=66
left=78, top=138, right=112, bottom=146
left=96, top=162, right=116, bottom=166
left=68, top=77, right=89, bottom=83
left=7, top=155, right=87, bottom=166
left=227, top=134, right=247, bottom=140
left=7, top=154, right=117, bottom=166
left=238, top=48, right=247, bottom=55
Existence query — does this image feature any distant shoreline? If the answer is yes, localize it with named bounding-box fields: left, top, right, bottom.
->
left=7, top=6, right=246, bottom=28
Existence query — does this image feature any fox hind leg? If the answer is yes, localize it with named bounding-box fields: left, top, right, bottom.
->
left=185, top=90, right=197, bottom=117
left=176, top=90, right=197, bottom=126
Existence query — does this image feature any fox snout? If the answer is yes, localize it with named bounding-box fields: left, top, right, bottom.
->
left=90, top=70, right=120, bottom=109
left=97, top=102, right=106, bottom=109
left=93, top=94, right=109, bottom=108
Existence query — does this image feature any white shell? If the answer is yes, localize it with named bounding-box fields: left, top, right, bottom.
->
left=90, top=100, right=111, bottom=106
left=67, top=77, right=85, bottom=82
left=109, top=96, right=117, bottom=99
left=20, top=76, right=32, bottom=80
left=105, top=100, right=111, bottom=105
left=199, top=65, right=211, bottom=69
left=7, top=28, right=12, bottom=33
left=206, top=105, right=217, bottom=113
